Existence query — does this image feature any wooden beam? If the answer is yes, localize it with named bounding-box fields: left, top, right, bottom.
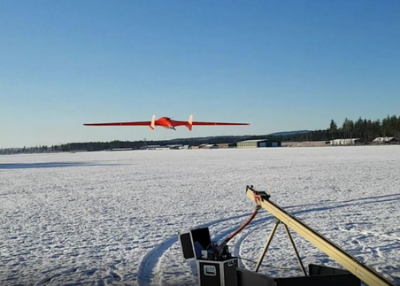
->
left=246, top=186, right=395, bottom=286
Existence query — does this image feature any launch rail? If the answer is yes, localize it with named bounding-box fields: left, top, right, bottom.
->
left=246, top=185, right=396, bottom=286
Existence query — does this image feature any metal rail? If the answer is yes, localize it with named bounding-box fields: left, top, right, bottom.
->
left=246, top=185, right=396, bottom=286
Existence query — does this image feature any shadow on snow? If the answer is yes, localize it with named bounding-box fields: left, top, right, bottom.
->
left=0, top=162, right=118, bottom=170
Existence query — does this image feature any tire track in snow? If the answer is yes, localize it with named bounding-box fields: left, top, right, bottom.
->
left=341, top=227, right=400, bottom=242
left=174, top=215, right=271, bottom=280
left=137, top=234, right=179, bottom=286
left=140, top=198, right=392, bottom=286
left=34, top=267, right=79, bottom=286
left=231, top=217, right=272, bottom=269
left=137, top=213, right=251, bottom=286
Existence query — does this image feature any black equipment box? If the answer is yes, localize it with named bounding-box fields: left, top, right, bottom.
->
left=197, top=257, right=239, bottom=286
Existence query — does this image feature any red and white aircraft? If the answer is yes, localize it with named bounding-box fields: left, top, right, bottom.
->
left=84, top=115, right=249, bottom=131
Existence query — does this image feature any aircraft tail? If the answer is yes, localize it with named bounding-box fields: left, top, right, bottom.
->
left=186, top=115, right=193, bottom=131
left=150, top=115, right=156, bottom=130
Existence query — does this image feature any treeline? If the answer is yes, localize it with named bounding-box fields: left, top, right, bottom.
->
left=268, top=115, right=400, bottom=142
left=0, top=140, right=164, bottom=155
left=0, top=145, right=52, bottom=155
left=0, top=136, right=255, bottom=155
left=1, top=115, right=399, bottom=155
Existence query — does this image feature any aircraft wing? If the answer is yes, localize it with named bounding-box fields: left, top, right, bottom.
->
left=84, top=121, right=151, bottom=126
left=192, top=121, right=249, bottom=126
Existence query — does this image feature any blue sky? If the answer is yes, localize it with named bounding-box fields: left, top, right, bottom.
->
left=1, top=0, right=399, bottom=148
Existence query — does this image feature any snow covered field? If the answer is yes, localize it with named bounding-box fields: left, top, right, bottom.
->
left=1, top=146, right=400, bottom=286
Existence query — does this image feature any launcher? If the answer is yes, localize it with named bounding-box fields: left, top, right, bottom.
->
left=179, top=186, right=397, bottom=286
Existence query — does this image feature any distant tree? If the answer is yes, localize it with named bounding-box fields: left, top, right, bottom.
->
left=342, top=118, right=354, bottom=138
left=329, top=120, right=338, bottom=132
left=329, top=120, right=338, bottom=139
left=397, top=116, right=400, bottom=138
left=354, top=117, right=364, bottom=138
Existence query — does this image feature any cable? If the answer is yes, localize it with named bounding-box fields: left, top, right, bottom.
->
left=237, top=257, right=305, bottom=273
left=224, top=204, right=260, bottom=244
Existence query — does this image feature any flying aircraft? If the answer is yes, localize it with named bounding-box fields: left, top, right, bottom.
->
left=84, top=115, right=249, bottom=131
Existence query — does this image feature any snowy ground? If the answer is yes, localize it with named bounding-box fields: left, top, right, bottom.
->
left=0, top=146, right=399, bottom=286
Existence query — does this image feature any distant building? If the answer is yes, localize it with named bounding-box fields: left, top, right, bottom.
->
left=143, top=145, right=161, bottom=150
left=237, top=139, right=281, bottom=148
left=330, top=138, right=361, bottom=146
left=372, top=137, right=398, bottom=144
left=199, top=144, right=218, bottom=149
left=155, top=147, right=170, bottom=150
left=144, top=144, right=190, bottom=150
left=109, top=148, right=133, bottom=151
left=166, top=144, right=182, bottom=149
left=282, top=141, right=329, bottom=147
left=217, top=143, right=230, bottom=148
left=166, top=144, right=189, bottom=149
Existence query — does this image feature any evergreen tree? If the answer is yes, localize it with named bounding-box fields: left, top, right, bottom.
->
left=329, top=119, right=338, bottom=132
